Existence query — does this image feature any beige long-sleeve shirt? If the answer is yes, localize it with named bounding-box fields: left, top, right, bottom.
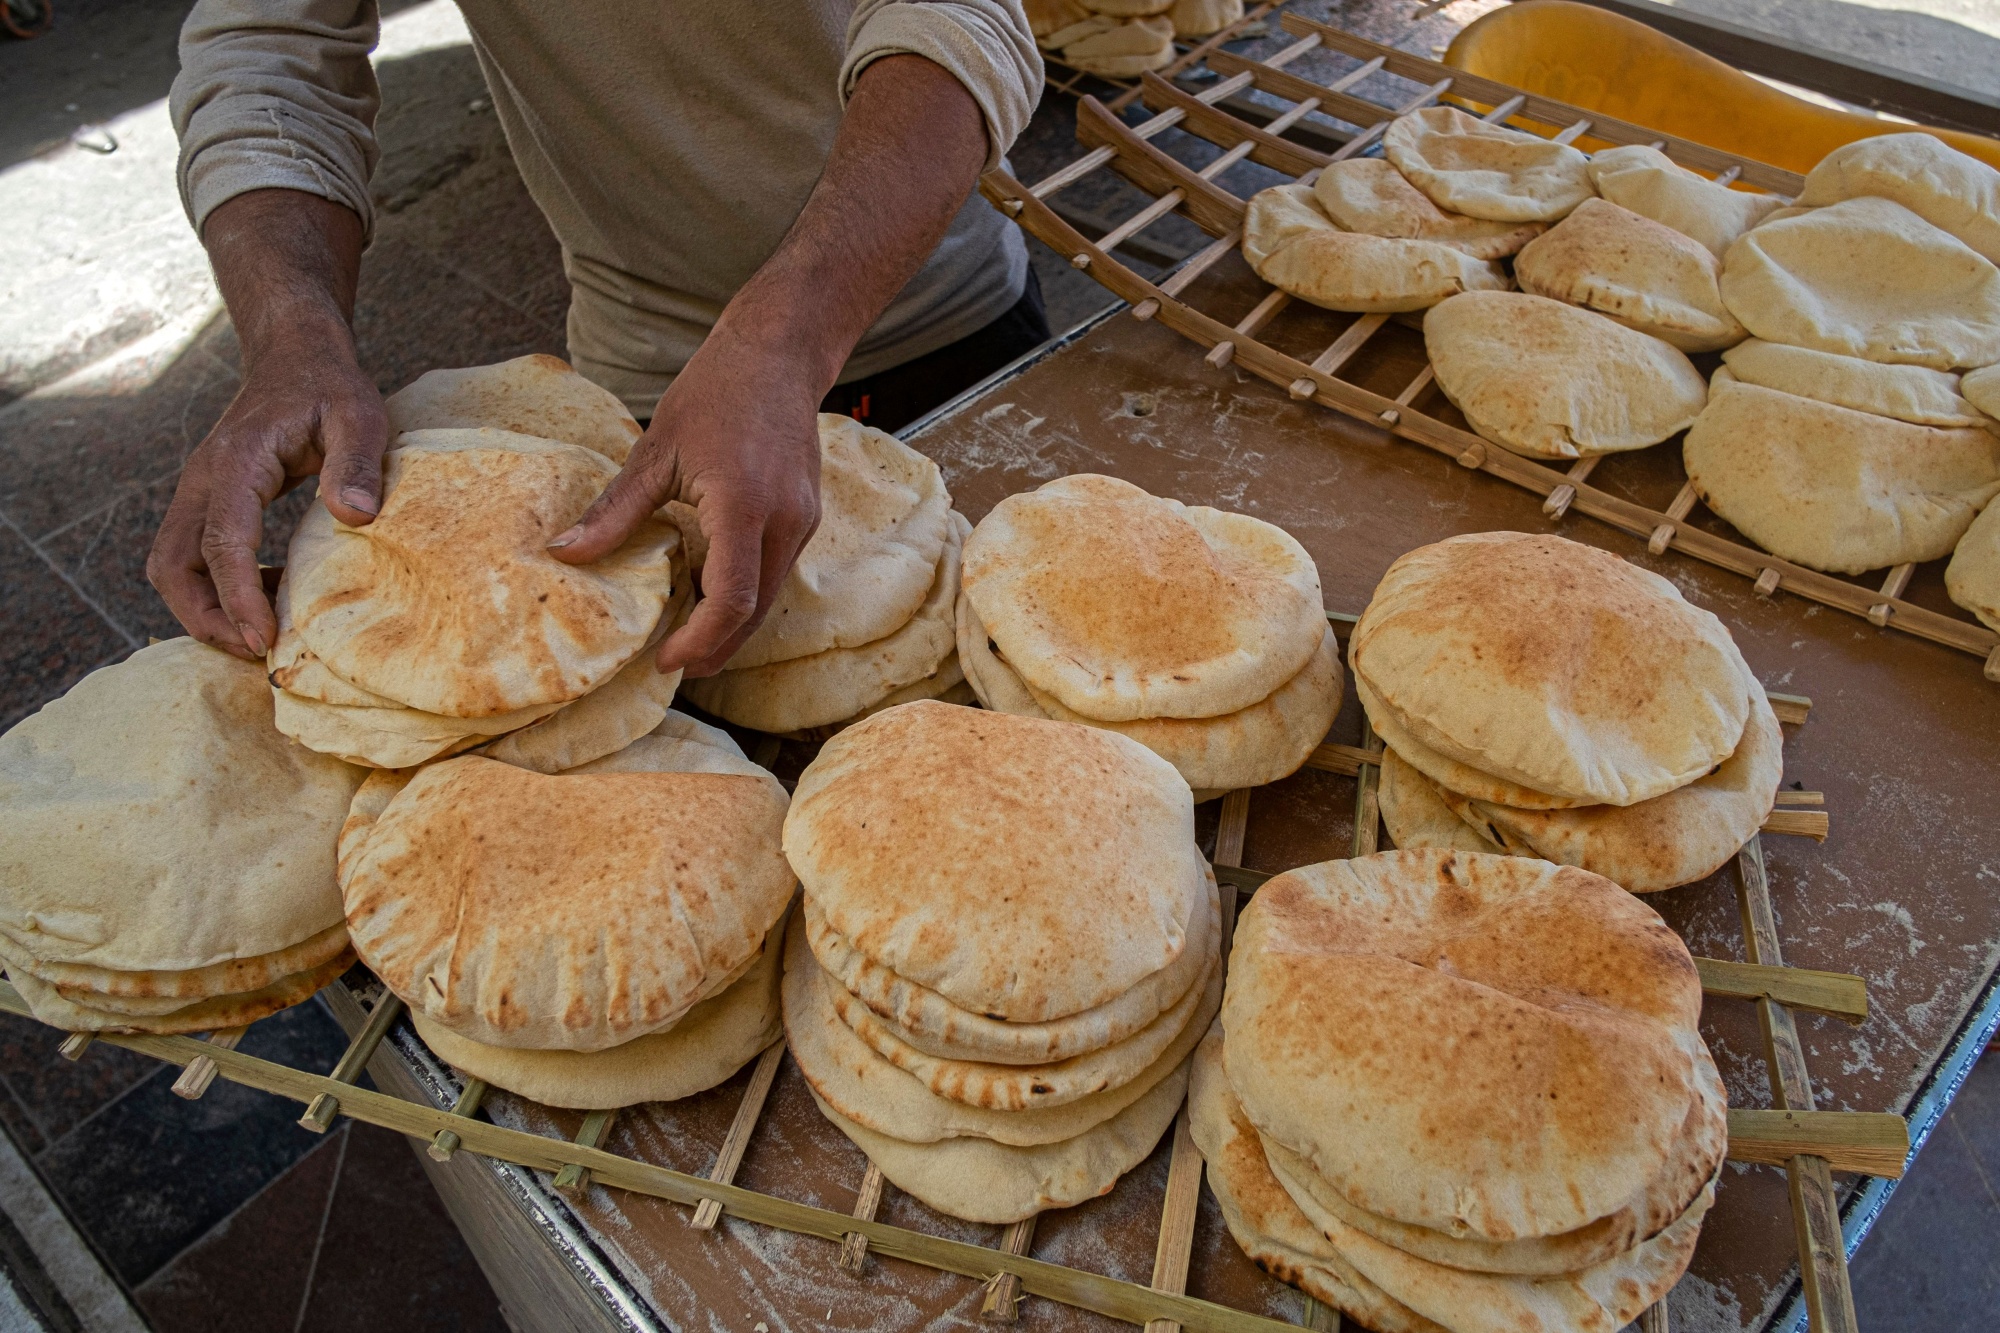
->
left=171, top=0, right=1042, bottom=413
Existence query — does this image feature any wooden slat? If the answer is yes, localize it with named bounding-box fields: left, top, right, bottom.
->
left=839, top=1164, right=887, bottom=1273
left=1143, top=1109, right=1206, bottom=1333
left=1205, top=48, right=1411, bottom=137
left=1763, top=809, right=1830, bottom=841
left=553, top=1108, right=618, bottom=1194
left=982, top=1217, right=1038, bottom=1321
left=1216, top=790, right=1252, bottom=948
left=1304, top=741, right=1379, bottom=777
left=428, top=1077, right=488, bottom=1163
left=1352, top=716, right=1383, bottom=858
left=1769, top=692, right=1813, bottom=725
left=693, top=1040, right=785, bottom=1230
left=300, top=989, right=403, bottom=1132
left=1725, top=1109, right=1908, bottom=1177
left=1075, top=98, right=1247, bottom=238
left=1694, top=958, right=1867, bottom=1023
left=1139, top=73, right=1331, bottom=179
left=171, top=1025, right=248, bottom=1100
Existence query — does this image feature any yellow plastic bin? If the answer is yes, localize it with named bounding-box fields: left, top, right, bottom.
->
left=1443, top=0, right=2000, bottom=175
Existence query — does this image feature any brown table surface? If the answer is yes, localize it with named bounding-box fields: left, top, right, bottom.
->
left=479, top=300, right=2000, bottom=1333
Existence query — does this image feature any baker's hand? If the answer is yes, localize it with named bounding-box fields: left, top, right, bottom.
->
left=547, top=348, right=821, bottom=678
left=148, top=338, right=386, bottom=660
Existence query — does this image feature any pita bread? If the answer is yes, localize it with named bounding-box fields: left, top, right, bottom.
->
left=1188, top=1030, right=1447, bottom=1333
left=1798, top=132, right=2000, bottom=267
left=1718, top=196, right=2000, bottom=370
left=1721, top=338, right=1991, bottom=428
left=1224, top=851, right=1704, bottom=1242
left=803, top=868, right=1215, bottom=1066
left=726, top=416, right=951, bottom=670
left=786, top=702, right=1202, bottom=1021
left=960, top=595, right=1341, bottom=791
left=342, top=754, right=792, bottom=1051
left=801, top=655, right=974, bottom=738
left=1585, top=144, right=1782, bottom=259
left=682, top=512, right=964, bottom=733
left=1167, top=0, right=1242, bottom=38
left=1945, top=498, right=2000, bottom=632
left=1057, top=16, right=1175, bottom=76
left=271, top=687, right=563, bottom=769
left=1423, top=290, right=1708, bottom=459
left=0, top=921, right=350, bottom=1007
left=1351, top=533, right=1752, bottom=806
left=1312, top=159, right=1547, bottom=260
left=1028, top=0, right=1094, bottom=41
left=573, top=709, right=759, bottom=775
left=409, top=917, right=785, bottom=1110
left=0, top=639, right=362, bottom=974
left=1359, top=676, right=1589, bottom=811
left=1378, top=748, right=1506, bottom=855
left=1080, top=0, right=1173, bottom=14
left=1685, top=376, right=2000, bottom=573
left=1515, top=199, right=1747, bottom=352
left=1383, top=107, right=1594, bottom=223
left=811, top=1054, right=1188, bottom=1225
left=1243, top=184, right=1512, bottom=314
left=288, top=430, right=679, bottom=717
left=963, top=474, right=1326, bottom=721
left=385, top=354, right=641, bottom=464
left=6, top=949, right=354, bottom=1035
left=782, top=917, right=1214, bottom=1146
left=1964, top=363, right=2000, bottom=419
left=1438, top=683, right=1780, bottom=894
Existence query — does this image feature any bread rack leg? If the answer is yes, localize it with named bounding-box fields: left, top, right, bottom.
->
left=838, top=1163, right=887, bottom=1273
left=980, top=1217, right=1038, bottom=1321
left=693, top=1039, right=785, bottom=1230
left=172, top=1025, right=249, bottom=1100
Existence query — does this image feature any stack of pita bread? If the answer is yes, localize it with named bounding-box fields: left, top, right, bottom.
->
left=1947, top=356, right=2000, bottom=628
left=338, top=711, right=794, bottom=1109
left=1686, top=134, right=2000, bottom=575
left=0, top=639, right=365, bottom=1033
left=956, top=474, right=1339, bottom=799
left=1194, top=849, right=1725, bottom=1333
left=780, top=702, right=1220, bottom=1223
left=1358, top=533, right=1781, bottom=895
left=271, top=356, right=689, bottom=770
left=1028, top=0, right=1177, bottom=76
left=680, top=415, right=971, bottom=737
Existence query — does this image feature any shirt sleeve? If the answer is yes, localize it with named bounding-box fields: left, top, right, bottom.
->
left=170, top=0, right=384, bottom=240
left=842, top=0, right=1045, bottom=171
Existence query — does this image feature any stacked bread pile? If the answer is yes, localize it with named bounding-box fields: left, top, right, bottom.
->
left=1358, top=533, right=1781, bottom=894
left=0, top=639, right=364, bottom=1033
left=271, top=357, right=687, bottom=770
left=680, top=415, right=970, bottom=737
left=957, top=474, right=1339, bottom=799
left=1685, top=133, right=2000, bottom=576
left=780, top=702, right=1220, bottom=1223
left=1028, top=0, right=1196, bottom=77
left=1193, top=848, right=1726, bottom=1333
left=339, top=711, right=794, bottom=1109
left=1947, top=356, right=2000, bottom=628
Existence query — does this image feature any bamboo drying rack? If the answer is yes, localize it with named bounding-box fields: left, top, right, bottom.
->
left=987, top=12, right=2000, bottom=682
left=14, top=614, right=1904, bottom=1333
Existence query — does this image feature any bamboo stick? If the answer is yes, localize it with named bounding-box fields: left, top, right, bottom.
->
left=1289, top=316, right=1389, bottom=399
left=982, top=1217, right=1039, bottom=1321
left=1144, top=1108, right=1208, bottom=1333
left=1541, top=456, right=1600, bottom=520
left=300, top=989, right=403, bottom=1133
left=1351, top=717, right=1383, bottom=858
left=1694, top=959, right=1866, bottom=1023
left=428, top=1078, right=488, bottom=1162
left=693, top=1039, right=786, bottom=1230
left=171, top=1025, right=249, bottom=1100
left=1216, top=789, right=1252, bottom=950
left=57, top=1033, right=92, bottom=1060
left=1869, top=564, right=1916, bottom=627
left=1763, top=809, right=1830, bottom=841
left=839, top=1164, right=887, bottom=1273
left=554, top=1109, right=619, bottom=1194
left=1725, top=1110, right=1907, bottom=1176
left=1769, top=692, right=1813, bottom=725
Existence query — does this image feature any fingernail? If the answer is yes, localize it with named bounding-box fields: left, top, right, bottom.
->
left=339, top=488, right=378, bottom=516
left=547, top=525, right=582, bottom=550
left=240, top=625, right=268, bottom=656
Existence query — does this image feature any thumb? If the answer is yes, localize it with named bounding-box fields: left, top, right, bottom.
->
left=549, top=459, right=672, bottom=565
left=319, top=391, right=390, bottom=527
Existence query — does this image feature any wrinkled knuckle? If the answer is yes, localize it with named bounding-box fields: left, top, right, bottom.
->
left=708, top=585, right=760, bottom=622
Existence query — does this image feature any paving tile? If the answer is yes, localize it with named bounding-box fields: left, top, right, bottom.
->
left=0, top=1010, right=156, bottom=1151
left=0, top=522, right=131, bottom=731
left=295, top=1120, right=506, bottom=1333
left=134, top=1127, right=346, bottom=1333
left=0, top=1080, right=46, bottom=1157
left=352, top=233, right=567, bottom=399
left=34, top=1000, right=348, bottom=1287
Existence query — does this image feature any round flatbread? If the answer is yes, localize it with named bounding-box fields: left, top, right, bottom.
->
left=1945, top=498, right=2000, bottom=633
left=287, top=429, right=679, bottom=717
left=1964, top=363, right=2000, bottom=419
left=1685, top=376, right=2000, bottom=574
left=1721, top=339, right=1990, bottom=429
left=0, top=921, right=351, bottom=1008
left=1516, top=198, right=1747, bottom=352
left=1424, top=290, right=1708, bottom=460
left=1312, top=159, right=1546, bottom=259
left=1057, top=16, right=1175, bottom=76
left=1351, top=532, right=1752, bottom=807
left=1797, top=132, right=2000, bottom=267
left=1383, top=107, right=1593, bottom=223
left=6, top=949, right=355, bottom=1035
left=1223, top=850, right=1704, bottom=1243
left=0, top=639, right=362, bottom=973
left=1167, top=0, right=1243, bottom=38
left=1585, top=144, right=1782, bottom=259
left=1377, top=748, right=1506, bottom=855
left=1359, top=676, right=1591, bottom=812
left=1718, top=196, right=2000, bottom=370
left=1243, top=184, right=1511, bottom=314
left=385, top=354, right=642, bottom=464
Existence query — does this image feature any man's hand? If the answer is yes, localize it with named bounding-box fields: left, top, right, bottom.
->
left=149, top=190, right=374, bottom=659
left=550, top=54, right=990, bottom=676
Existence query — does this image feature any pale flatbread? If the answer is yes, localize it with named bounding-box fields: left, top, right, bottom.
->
left=0, top=921, right=351, bottom=1006
left=1351, top=533, right=1752, bottom=806
left=1028, top=0, right=1093, bottom=41
left=287, top=430, right=679, bottom=717
left=793, top=656, right=973, bottom=740
left=782, top=917, right=1215, bottom=1146
left=725, top=415, right=951, bottom=670
left=1718, top=196, right=2000, bottom=370
left=1059, top=16, right=1175, bottom=76
left=785, top=701, right=1203, bottom=1022
left=1722, top=338, right=1991, bottom=428
left=810, top=1053, right=1188, bottom=1224
left=682, top=512, right=963, bottom=733
left=1168, top=0, right=1242, bottom=38
left=1424, top=290, right=1707, bottom=459
left=1312, top=159, right=1546, bottom=260
left=1586, top=144, right=1782, bottom=259
left=1224, top=850, right=1704, bottom=1242
left=6, top=949, right=354, bottom=1035
left=1798, top=132, right=2000, bottom=266
left=960, top=595, right=1341, bottom=791
left=272, top=687, right=564, bottom=770
left=1516, top=198, right=1748, bottom=352
left=1964, top=363, right=2000, bottom=418
left=1360, top=676, right=1590, bottom=811
left=802, top=869, right=1214, bottom=1067
left=1082, top=0, right=1173, bottom=14
left=1383, top=107, right=1594, bottom=223
left=385, top=354, right=642, bottom=464
left=962, top=474, right=1326, bottom=722
left=1243, top=184, right=1511, bottom=314
left=1685, top=376, right=2000, bottom=573
left=1377, top=748, right=1505, bottom=854
left=409, top=916, right=785, bottom=1110
left=1945, top=496, right=2000, bottom=632
left=0, top=639, right=362, bottom=973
